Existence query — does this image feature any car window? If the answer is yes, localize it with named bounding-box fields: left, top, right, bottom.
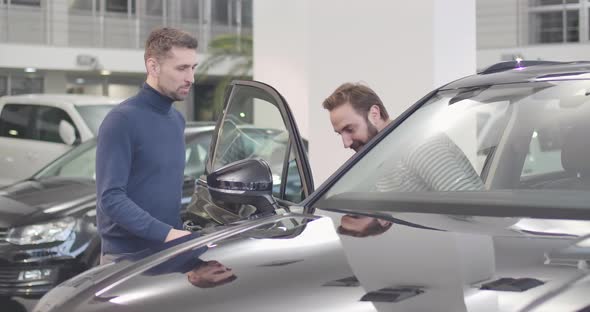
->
left=53, top=145, right=97, bottom=178
left=0, top=103, right=34, bottom=139
left=211, top=85, right=296, bottom=200
left=185, top=133, right=212, bottom=178
left=36, top=129, right=210, bottom=180
left=0, top=104, right=78, bottom=143
left=521, top=125, right=563, bottom=177
left=284, top=143, right=304, bottom=202
left=35, top=139, right=97, bottom=179
left=320, top=80, right=590, bottom=202
left=36, top=106, right=78, bottom=143
left=75, top=104, right=115, bottom=135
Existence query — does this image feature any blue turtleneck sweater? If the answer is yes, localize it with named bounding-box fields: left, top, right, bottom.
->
left=96, top=83, right=185, bottom=255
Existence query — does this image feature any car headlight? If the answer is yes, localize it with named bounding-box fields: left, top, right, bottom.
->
left=7, top=217, right=76, bottom=245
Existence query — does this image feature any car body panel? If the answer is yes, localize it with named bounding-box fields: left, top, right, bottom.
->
left=35, top=63, right=590, bottom=311
left=36, top=214, right=379, bottom=312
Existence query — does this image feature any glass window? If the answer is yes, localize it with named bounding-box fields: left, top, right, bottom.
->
left=521, top=125, right=563, bottom=177
left=284, top=144, right=304, bottom=202
left=69, top=0, right=97, bottom=11
left=530, top=0, right=579, bottom=5
left=51, top=145, right=96, bottom=178
left=180, top=0, right=200, bottom=21
left=531, top=11, right=565, bottom=43
left=0, top=104, right=34, bottom=140
left=10, top=76, right=43, bottom=95
left=0, top=76, right=7, bottom=97
left=35, top=106, right=77, bottom=143
left=185, top=133, right=212, bottom=178
left=105, top=0, right=135, bottom=13
left=76, top=104, right=115, bottom=135
left=10, top=0, right=41, bottom=6
left=321, top=80, right=590, bottom=202
left=211, top=85, right=293, bottom=199
left=212, top=0, right=230, bottom=25
left=240, top=0, right=253, bottom=27
left=529, top=0, right=581, bottom=44
left=145, top=0, right=162, bottom=16
left=566, top=10, right=579, bottom=42
left=35, top=139, right=97, bottom=179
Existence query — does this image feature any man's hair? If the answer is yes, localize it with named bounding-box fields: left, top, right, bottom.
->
left=322, top=82, right=389, bottom=120
left=144, top=27, right=198, bottom=62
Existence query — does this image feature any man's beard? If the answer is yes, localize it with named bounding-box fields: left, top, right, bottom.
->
left=158, top=83, right=190, bottom=101
left=351, top=120, right=379, bottom=152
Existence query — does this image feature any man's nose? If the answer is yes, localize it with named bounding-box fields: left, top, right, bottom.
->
left=342, top=135, right=353, bottom=149
left=187, top=72, right=195, bottom=84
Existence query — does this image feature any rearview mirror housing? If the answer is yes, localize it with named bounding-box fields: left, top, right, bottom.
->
left=206, top=158, right=278, bottom=217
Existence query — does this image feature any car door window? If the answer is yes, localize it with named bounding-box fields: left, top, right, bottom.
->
left=36, top=106, right=78, bottom=143
left=284, top=143, right=304, bottom=202
left=0, top=104, right=78, bottom=144
left=185, top=133, right=212, bottom=178
left=211, top=84, right=296, bottom=200
left=0, top=104, right=34, bottom=139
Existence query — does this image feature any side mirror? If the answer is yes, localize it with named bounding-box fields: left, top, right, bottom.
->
left=58, top=120, right=78, bottom=146
left=206, top=158, right=278, bottom=217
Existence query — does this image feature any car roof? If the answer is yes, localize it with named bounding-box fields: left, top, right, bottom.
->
left=0, top=94, right=121, bottom=107
left=441, top=61, right=590, bottom=90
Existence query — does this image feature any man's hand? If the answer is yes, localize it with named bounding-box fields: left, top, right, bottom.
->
left=165, top=229, right=191, bottom=242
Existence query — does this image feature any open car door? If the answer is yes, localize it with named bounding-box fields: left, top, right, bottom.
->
left=186, top=80, right=314, bottom=228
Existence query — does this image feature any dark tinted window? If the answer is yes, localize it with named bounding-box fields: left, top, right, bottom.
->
left=0, top=104, right=34, bottom=139
left=0, top=104, right=78, bottom=143
left=36, top=106, right=76, bottom=143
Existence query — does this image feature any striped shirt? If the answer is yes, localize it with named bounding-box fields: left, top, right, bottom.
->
left=374, top=133, right=485, bottom=192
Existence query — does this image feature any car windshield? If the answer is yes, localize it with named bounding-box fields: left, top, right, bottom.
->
left=34, top=130, right=213, bottom=180
left=317, top=80, right=590, bottom=208
left=76, top=104, right=115, bottom=135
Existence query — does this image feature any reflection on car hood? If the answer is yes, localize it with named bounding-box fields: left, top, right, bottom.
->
left=36, top=214, right=376, bottom=312
left=0, top=177, right=96, bottom=227
left=35, top=209, right=590, bottom=312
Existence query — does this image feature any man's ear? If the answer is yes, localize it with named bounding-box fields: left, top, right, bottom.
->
left=146, top=58, right=160, bottom=77
left=368, top=104, right=381, bottom=125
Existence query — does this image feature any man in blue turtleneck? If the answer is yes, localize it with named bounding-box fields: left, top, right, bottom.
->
left=96, top=27, right=199, bottom=264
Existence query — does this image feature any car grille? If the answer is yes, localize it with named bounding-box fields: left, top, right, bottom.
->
left=0, top=267, right=19, bottom=282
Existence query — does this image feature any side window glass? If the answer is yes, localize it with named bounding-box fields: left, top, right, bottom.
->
left=212, top=85, right=290, bottom=199
left=283, top=143, right=304, bottom=202
left=185, top=134, right=212, bottom=178
left=36, top=106, right=77, bottom=143
left=521, top=126, right=563, bottom=178
left=0, top=104, right=34, bottom=139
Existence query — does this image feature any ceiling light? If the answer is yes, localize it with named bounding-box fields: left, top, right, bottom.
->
left=24, top=67, right=36, bottom=73
left=75, top=78, right=85, bottom=84
left=100, top=70, right=111, bottom=76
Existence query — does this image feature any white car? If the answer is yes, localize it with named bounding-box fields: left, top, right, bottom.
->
left=0, top=94, right=119, bottom=186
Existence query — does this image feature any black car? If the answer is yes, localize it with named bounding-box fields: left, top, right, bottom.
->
left=36, top=62, right=590, bottom=312
left=0, top=122, right=215, bottom=300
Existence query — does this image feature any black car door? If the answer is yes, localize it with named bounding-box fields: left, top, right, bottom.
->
left=186, top=80, right=313, bottom=228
